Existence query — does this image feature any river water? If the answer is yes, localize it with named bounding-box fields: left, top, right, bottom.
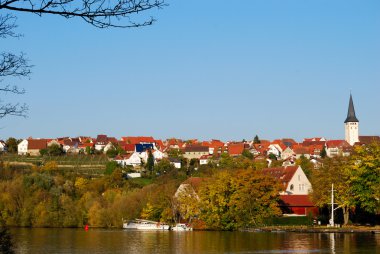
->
left=11, top=228, right=379, bottom=253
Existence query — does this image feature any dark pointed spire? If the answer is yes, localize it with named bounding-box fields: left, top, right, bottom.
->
left=344, top=94, right=359, bottom=123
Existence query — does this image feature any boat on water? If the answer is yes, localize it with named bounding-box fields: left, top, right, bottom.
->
left=123, top=219, right=170, bottom=230
left=171, top=223, right=193, bottom=231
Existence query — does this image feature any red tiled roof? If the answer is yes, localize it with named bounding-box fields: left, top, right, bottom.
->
left=326, top=140, right=350, bottom=148
left=121, top=136, right=155, bottom=144
left=28, top=139, right=48, bottom=150
left=184, top=146, right=209, bottom=153
left=228, top=143, right=245, bottom=155
left=262, top=166, right=298, bottom=184
left=280, top=195, right=314, bottom=207
left=78, top=143, right=93, bottom=148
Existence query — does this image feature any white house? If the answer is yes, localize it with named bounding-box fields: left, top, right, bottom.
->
left=262, top=166, right=312, bottom=195
left=281, top=147, right=295, bottom=160
left=0, top=140, right=7, bottom=152
left=199, top=155, right=211, bottom=165
left=267, top=144, right=282, bottom=158
left=17, top=139, right=28, bottom=155
left=125, top=152, right=142, bottom=167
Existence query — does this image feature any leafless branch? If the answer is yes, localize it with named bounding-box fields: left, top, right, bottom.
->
left=0, top=13, right=20, bottom=37
left=0, top=102, right=28, bottom=117
left=0, top=52, right=32, bottom=78
left=0, top=0, right=167, bottom=28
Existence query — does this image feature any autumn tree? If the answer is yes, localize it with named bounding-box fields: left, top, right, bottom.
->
left=174, top=184, right=200, bottom=224
left=199, top=170, right=281, bottom=230
left=310, top=157, right=353, bottom=225
left=348, top=143, right=380, bottom=214
left=5, top=137, right=20, bottom=153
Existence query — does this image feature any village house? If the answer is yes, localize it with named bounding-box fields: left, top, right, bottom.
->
left=183, top=146, right=209, bottom=160
left=18, top=138, right=49, bottom=156
left=0, top=140, right=7, bottom=152
left=325, top=140, right=351, bottom=157
left=262, top=166, right=312, bottom=195
left=262, top=166, right=316, bottom=216
left=227, top=143, right=245, bottom=157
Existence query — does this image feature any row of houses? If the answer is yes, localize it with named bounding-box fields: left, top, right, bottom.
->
left=12, top=135, right=380, bottom=164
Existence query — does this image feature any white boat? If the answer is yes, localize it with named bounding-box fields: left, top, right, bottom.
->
left=171, top=223, right=193, bottom=231
left=123, top=219, right=170, bottom=230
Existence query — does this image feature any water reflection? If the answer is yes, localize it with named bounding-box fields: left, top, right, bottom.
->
left=10, top=228, right=380, bottom=254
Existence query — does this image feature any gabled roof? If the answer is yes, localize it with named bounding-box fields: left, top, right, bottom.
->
left=28, top=139, right=48, bottom=150
left=96, top=134, right=108, bottom=143
left=228, top=143, right=245, bottom=155
left=326, top=140, right=350, bottom=148
left=344, top=94, right=359, bottom=123
left=262, top=166, right=299, bottom=185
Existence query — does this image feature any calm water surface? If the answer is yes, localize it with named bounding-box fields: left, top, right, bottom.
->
left=11, top=228, right=380, bottom=254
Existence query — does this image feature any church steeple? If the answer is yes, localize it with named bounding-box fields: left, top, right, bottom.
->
left=344, top=94, right=359, bottom=123
left=344, top=93, right=359, bottom=146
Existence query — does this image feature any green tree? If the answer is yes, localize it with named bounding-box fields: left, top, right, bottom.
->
left=155, top=159, right=175, bottom=175
left=41, top=144, right=64, bottom=156
left=242, top=149, right=253, bottom=159
left=146, top=149, right=154, bottom=174
left=310, top=157, right=353, bottom=225
left=348, top=143, right=380, bottom=213
left=105, top=161, right=119, bottom=175
left=253, top=135, right=261, bottom=144
left=320, top=147, right=327, bottom=158
left=295, top=155, right=314, bottom=178
left=5, top=138, right=20, bottom=153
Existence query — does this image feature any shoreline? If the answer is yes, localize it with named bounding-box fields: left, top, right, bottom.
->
left=243, top=226, right=380, bottom=234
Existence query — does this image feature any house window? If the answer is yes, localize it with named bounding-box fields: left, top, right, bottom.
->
left=298, top=175, right=300, bottom=181
left=290, top=184, right=294, bottom=191
left=299, top=184, right=301, bottom=191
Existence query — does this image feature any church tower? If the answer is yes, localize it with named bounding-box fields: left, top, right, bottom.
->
left=344, top=94, right=359, bottom=146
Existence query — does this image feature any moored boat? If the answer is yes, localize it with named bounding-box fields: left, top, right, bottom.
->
left=171, top=223, right=193, bottom=231
left=123, top=219, right=170, bottom=230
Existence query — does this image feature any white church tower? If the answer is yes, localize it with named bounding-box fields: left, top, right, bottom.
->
left=344, top=94, right=359, bottom=146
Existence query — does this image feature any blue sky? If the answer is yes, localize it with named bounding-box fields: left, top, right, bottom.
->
left=1, top=0, right=379, bottom=141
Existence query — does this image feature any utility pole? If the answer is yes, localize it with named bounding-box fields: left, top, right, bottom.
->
left=330, top=184, right=334, bottom=227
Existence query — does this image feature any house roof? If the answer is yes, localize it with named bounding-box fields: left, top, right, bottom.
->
left=279, top=195, right=314, bottom=207
left=121, top=136, right=155, bottom=144
left=184, top=146, right=209, bottom=153
left=326, top=140, right=350, bottom=148
left=28, top=139, right=48, bottom=150
left=262, top=166, right=299, bottom=186
left=96, top=134, right=108, bottom=143
left=358, top=136, right=380, bottom=145
left=228, top=143, right=245, bottom=155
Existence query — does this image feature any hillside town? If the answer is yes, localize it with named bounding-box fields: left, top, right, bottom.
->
left=0, top=94, right=378, bottom=229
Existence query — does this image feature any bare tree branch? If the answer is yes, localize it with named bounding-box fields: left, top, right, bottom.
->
left=0, top=13, right=20, bottom=37
left=0, top=53, right=32, bottom=78
left=0, top=0, right=167, bottom=28
left=0, top=102, right=28, bottom=117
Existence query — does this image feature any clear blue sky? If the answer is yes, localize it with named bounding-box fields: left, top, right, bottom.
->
left=1, top=0, right=379, bottom=141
